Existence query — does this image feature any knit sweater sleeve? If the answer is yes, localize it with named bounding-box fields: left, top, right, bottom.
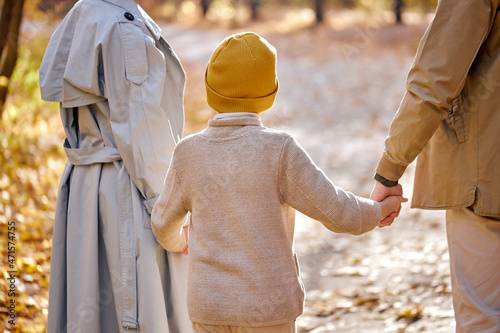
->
left=151, top=154, right=189, bottom=252
left=279, top=136, right=382, bottom=235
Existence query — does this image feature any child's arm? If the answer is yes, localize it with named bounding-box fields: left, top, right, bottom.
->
left=151, top=155, right=189, bottom=253
left=279, top=136, right=407, bottom=235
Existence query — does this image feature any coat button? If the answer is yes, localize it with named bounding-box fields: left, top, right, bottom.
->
left=124, top=12, right=135, bottom=21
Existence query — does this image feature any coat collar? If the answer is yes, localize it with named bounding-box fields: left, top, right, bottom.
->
left=102, top=0, right=162, bottom=40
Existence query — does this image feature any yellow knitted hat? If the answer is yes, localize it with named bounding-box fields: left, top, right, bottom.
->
left=205, top=32, right=278, bottom=113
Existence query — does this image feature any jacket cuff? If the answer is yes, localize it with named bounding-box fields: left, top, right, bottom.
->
left=143, top=196, right=158, bottom=214
left=375, top=155, right=407, bottom=182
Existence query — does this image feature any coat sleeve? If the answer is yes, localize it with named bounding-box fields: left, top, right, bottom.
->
left=102, top=17, right=185, bottom=213
left=39, top=1, right=107, bottom=106
left=279, top=136, right=381, bottom=236
left=376, top=0, right=500, bottom=181
left=151, top=155, right=189, bottom=252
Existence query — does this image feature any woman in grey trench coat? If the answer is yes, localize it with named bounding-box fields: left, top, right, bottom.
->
left=39, top=0, right=192, bottom=332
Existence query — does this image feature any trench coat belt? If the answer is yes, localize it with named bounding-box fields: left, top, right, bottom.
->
left=64, top=140, right=140, bottom=331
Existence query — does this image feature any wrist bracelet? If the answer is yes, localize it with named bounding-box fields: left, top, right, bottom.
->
left=374, top=173, right=399, bottom=187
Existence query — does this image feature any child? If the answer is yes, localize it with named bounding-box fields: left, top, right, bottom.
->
left=151, top=32, right=406, bottom=333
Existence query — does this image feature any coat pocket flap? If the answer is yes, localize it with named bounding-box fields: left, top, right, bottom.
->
left=119, top=22, right=149, bottom=85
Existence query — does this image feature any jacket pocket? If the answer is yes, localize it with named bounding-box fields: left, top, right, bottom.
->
left=119, top=21, right=149, bottom=85
left=445, top=92, right=470, bottom=144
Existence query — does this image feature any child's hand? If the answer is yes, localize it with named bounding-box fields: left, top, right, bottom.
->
left=378, top=195, right=408, bottom=228
left=179, top=225, right=189, bottom=255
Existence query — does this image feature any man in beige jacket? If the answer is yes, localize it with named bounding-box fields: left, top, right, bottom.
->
left=371, top=0, right=500, bottom=331
left=152, top=32, right=405, bottom=333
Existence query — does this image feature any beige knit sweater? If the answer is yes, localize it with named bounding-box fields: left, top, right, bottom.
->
left=151, top=116, right=382, bottom=327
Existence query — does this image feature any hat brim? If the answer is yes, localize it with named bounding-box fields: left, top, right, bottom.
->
left=205, top=69, right=278, bottom=114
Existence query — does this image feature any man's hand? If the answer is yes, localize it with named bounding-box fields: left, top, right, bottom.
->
left=370, top=182, right=404, bottom=227
left=370, top=181, right=403, bottom=201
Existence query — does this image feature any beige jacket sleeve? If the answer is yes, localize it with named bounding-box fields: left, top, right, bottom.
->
left=151, top=155, right=188, bottom=252
left=377, top=0, right=500, bottom=181
left=280, top=137, right=382, bottom=235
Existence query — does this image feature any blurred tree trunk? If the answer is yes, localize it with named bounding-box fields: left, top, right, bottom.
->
left=249, top=0, right=260, bottom=21
left=0, top=0, right=25, bottom=119
left=200, top=0, right=211, bottom=17
left=314, top=0, right=324, bottom=23
left=394, top=0, right=403, bottom=24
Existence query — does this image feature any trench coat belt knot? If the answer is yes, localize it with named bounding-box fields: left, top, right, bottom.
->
left=64, top=139, right=140, bottom=331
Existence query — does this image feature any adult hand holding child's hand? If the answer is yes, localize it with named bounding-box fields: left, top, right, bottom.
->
left=371, top=183, right=405, bottom=227
left=378, top=194, right=408, bottom=228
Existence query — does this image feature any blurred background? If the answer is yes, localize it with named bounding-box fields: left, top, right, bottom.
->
left=1, top=0, right=455, bottom=332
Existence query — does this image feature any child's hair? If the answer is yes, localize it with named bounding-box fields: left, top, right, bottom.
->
left=204, top=32, right=279, bottom=113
